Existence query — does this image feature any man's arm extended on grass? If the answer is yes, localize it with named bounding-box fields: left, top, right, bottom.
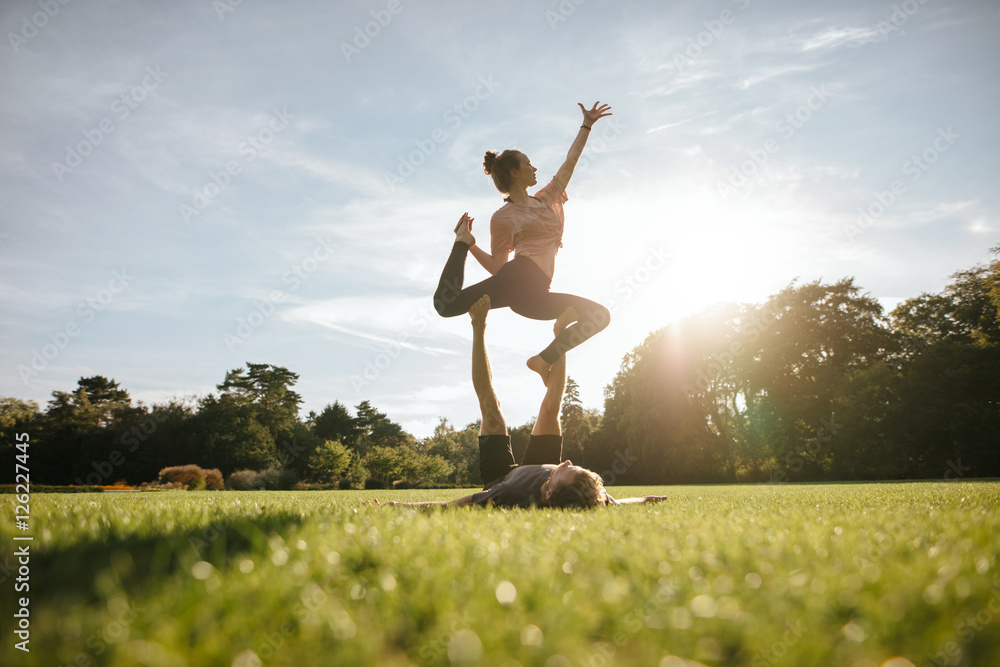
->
left=604, top=494, right=668, bottom=505
left=370, top=495, right=668, bottom=508
left=369, top=496, right=477, bottom=508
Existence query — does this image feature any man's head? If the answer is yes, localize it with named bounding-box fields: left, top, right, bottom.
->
left=540, top=460, right=608, bottom=508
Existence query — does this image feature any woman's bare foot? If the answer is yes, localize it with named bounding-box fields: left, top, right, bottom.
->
left=454, top=212, right=475, bottom=246
left=553, top=306, right=578, bottom=335
left=526, top=354, right=552, bottom=386
left=469, top=294, right=490, bottom=328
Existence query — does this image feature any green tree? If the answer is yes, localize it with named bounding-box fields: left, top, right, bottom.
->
left=115, top=399, right=198, bottom=484
left=739, top=279, right=897, bottom=480
left=363, top=445, right=454, bottom=485
left=363, top=446, right=408, bottom=483
left=879, top=249, right=1000, bottom=478
left=891, top=256, right=1000, bottom=351
left=307, top=439, right=353, bottom=482
left=36, top=376, right=134, bottom=484
left=354, top=401, right=412, bottom=453
left=595, top=306, right=738, bottom=484
left=420, top=418, right=478, bottom=485
left=194, top=394, right=278, bottom=476
left=311, top=401, right=359, bottom=448
left=0, top=398, right=41, bottom=484
left=218, top=363, right=302, bottom=440
left=561, top=377, right=599, bottom=463
left=596, top=279, right=899, bottom=483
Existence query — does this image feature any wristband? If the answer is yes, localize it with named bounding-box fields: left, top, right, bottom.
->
left=581, top=124, right=592, bottom=130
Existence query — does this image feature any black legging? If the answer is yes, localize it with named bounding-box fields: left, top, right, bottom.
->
left=433, top=242, right=610, bottom=364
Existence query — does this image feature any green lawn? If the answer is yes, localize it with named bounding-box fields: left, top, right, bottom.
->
left=3, top=482, right=998, bottom=666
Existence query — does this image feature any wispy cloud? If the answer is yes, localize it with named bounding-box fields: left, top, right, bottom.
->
left=798, top=26, right=885, bottom=51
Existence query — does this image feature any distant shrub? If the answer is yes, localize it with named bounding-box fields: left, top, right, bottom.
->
left=102, top=483, right=136, bottom=491
left=338, top=478, right=355, bottom=490
left=258, top=466, right=280, bottom=490
left=259, top=465, right=299, bottom=490
left=203, top=468, right=225, bottom=490
left=138, top=481, right=183, bottom=491
left=228, top=469, right=263, bottom=491
left=364, top=477, right=387, bottom=490
left=290, top=481, right=341, bottom=491
left=392, top=479, right=421, bottom=489
left=277, top=467, right=299, bottom=490
left=158, top=465, right=207, bottom=490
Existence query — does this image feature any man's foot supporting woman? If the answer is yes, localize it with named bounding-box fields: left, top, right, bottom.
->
left=527, top=306, right=578, bottom=386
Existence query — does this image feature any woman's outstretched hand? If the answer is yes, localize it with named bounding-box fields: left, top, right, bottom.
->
left=578, top=101, right=612, bottom=127
left=454, top=212, right=475, bottom=246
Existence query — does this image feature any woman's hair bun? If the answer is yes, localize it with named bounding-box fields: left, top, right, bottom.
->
left=483, top=151, right=498, bottom=175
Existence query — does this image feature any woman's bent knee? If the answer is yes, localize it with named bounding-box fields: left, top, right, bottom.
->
left=434, top=297, right=464, bottom=318
left=588, top=304, right=611, bottom=333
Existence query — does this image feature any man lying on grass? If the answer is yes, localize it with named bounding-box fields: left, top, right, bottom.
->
left=374, top=295, right=666, bottom=510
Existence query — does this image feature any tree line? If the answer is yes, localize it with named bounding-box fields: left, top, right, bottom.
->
left=2, top=247, right=998, bottom=487
left=585, top=246, right=1000, bottom=483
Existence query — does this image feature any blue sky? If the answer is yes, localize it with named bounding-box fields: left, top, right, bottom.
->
left=2, top=0, right=997, bottom=437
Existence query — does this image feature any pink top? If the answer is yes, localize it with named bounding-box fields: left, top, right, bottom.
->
left=489, top=178, right=568, bottom=280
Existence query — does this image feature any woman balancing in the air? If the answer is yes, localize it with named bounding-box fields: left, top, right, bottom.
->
left=433, top=101, right=613, bottom=385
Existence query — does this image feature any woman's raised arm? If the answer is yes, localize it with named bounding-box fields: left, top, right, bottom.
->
left=553, top=101, right=612, bottom=192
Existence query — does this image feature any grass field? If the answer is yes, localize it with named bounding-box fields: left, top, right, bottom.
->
left=2, top=482, right=999, bottom=667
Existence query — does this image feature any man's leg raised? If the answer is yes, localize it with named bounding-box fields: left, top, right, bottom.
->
left=471, top=295, right=515, bottom=486
left=521, top=307, right=574, bottom=465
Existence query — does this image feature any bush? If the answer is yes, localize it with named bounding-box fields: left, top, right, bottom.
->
left=338, top=478, right=355, bottom=490
left=138, top=481, right=183, bottom=491
left=228, top=469, right=264, bottom=491
left=364, top=477, right=387, bottom=490
left=307, top=439, right=352, bottom=482
left=204, top=468, right=225, bottom=490
left=158, top=465, right=207, bottom=490
left=259, top=465, right=299, bottom=490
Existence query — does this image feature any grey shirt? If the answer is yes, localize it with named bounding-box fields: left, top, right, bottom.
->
left=470, top=464, right=554, bottom=508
